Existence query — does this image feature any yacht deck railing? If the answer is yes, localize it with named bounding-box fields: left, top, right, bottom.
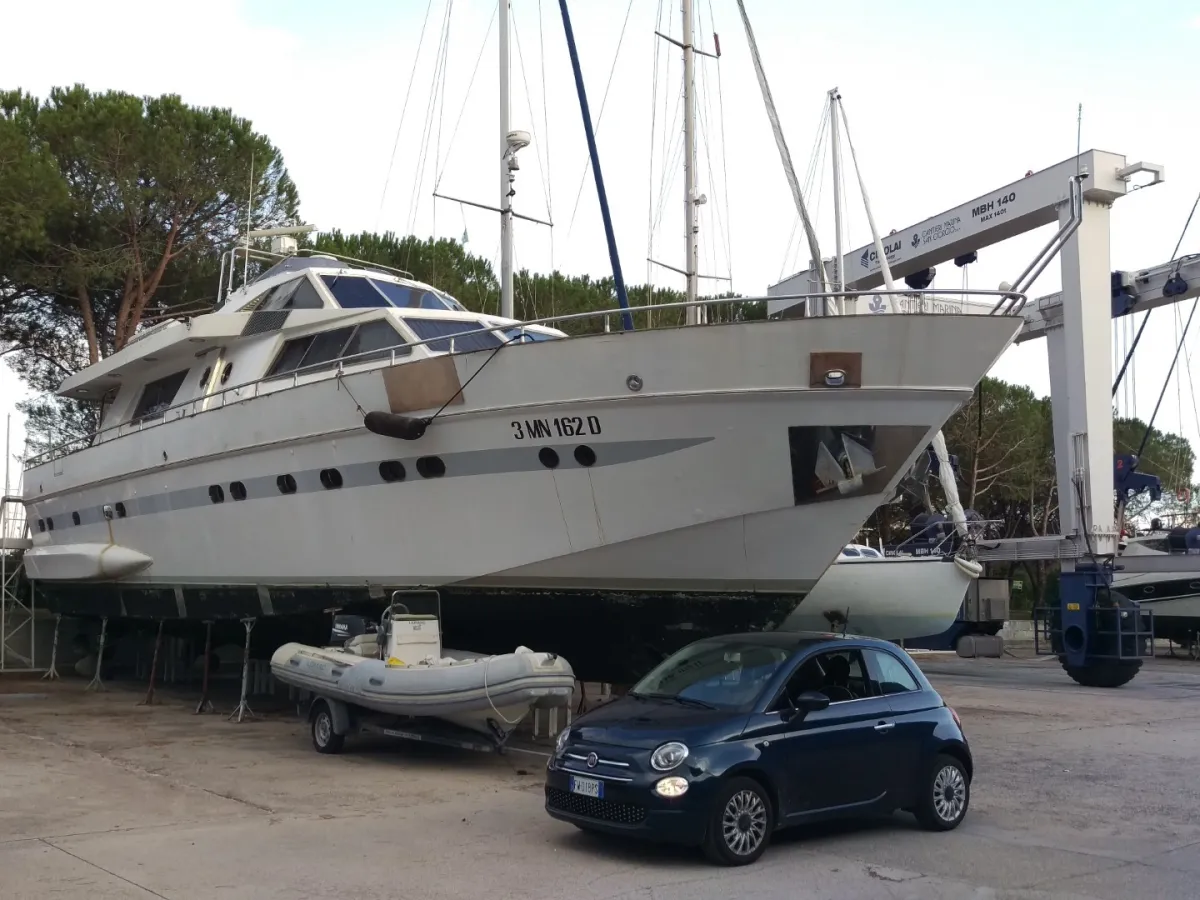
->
left=869, top=516, right=1008, bottom=558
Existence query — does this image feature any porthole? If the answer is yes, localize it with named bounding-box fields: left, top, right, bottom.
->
left=115, top=502, right=127, bottom=518
left=230, top=481, right=247, bottom=501
left=209, top=484, right=225, bottom=504
left=379, top=460, right=406, bottom=483
left=220, top=362, right=234, bottom=385
left=1142, top=586, right=1155, bottom=595
left=416, top=456, right=446, bottom=479
left=71, top=511, right=81, bottom=526
left=37, top=518, right=45, bottom=533
left=46, top=517, right=54, bottom=531
left=538, top=447, right=560, bottom=469
left=574, top=445, right=597, bottom=467
left=320, top=468, right=343, bottom=489
left=102, top=505, right=114, bottom=521
left=276, top=474, right=297, bottom=494
left=1191, top=582, right=1200, bottom=591
left=200, top=366, right=212, bottom=386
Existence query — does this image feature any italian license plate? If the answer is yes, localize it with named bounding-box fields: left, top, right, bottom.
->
left=569, top=775, right=603, bottom=799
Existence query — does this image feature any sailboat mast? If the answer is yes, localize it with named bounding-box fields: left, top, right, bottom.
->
left=499, top=0, right=514, bottom=319
left=828, top=88, right=844, bottom=317
left=682, top=0, right=701, bottom=325
left=734, top=0, right=829, bottom=304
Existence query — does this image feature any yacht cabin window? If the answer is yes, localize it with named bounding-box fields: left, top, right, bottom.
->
left=266, top=320, right=410, bottom=378
left=260, top=276, right=325, bottom=311
left=320, top=274, right=392, bottom=308
left=131, top=369, right=190, bottom=421
left=353, top=277, right=467, bottom=312
left=403, top=317, right=504, bottom=353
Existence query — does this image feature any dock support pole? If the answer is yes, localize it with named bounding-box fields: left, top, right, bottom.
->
left=139, top=620, right=164, bottom=706
left=228, top=618, right=258, bottom=723
left=195, top=621, right=215, bottom=714
left=85, top=617, right=108, bottom=692
left=41, top=614, right=61, bottom=681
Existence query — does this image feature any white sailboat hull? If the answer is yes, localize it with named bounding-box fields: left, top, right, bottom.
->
left=777, top=556, right=977, bottom=640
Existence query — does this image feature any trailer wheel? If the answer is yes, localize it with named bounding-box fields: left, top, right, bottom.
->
left=311, top=700, right=345, bottom=754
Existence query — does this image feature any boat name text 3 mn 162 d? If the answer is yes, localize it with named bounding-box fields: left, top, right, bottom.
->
left=511, top=416, right=603, bottom=440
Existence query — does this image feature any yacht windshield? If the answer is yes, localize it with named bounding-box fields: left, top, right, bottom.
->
left=320, top=274, right=391, bottom=308
left=403, top=317, right=505, bottom=352
left=630, top=639, right=790, bottom=710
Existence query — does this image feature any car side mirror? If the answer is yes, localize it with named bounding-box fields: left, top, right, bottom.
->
left=793, top=690, right=831, bottom=713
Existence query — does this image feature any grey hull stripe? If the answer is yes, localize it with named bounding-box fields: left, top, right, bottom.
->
left=32, top=437, right=713, bottom=534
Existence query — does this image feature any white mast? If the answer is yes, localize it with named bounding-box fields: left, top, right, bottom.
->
left=499, top=0, right=514, bottom=319
left=682, top=0, right=702, bottom=325
left=828, top=87, right=844, bottom=317
left=833, top=97, right=965, bottom=535
left=734, top=0, right=829, bottom=306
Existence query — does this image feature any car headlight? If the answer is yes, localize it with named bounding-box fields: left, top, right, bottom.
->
left=554, top=728, right=571, bottom=758
left=654, top=776, right=689, bottom=798
left=650, top=741, right=689, bottom=772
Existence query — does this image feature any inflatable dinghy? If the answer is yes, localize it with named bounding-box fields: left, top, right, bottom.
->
left=270, top=611, right=575, bottom=738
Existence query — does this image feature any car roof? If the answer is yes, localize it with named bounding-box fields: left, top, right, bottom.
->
left=692, top=631, right=894, bottom=653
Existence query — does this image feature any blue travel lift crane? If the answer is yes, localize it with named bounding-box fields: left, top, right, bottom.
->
left=1021, top=250, right=1199, bottom=686
left=768, top=150, right=1200, bottom=686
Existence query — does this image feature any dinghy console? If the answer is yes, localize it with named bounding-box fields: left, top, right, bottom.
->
left=375, top=603, right=443, bottom=666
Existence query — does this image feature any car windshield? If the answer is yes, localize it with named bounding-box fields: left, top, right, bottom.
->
left=630, top=639, right=791, bottom=711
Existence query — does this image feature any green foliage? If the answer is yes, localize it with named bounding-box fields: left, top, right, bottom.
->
left=0, top=85, right=300, bottom=408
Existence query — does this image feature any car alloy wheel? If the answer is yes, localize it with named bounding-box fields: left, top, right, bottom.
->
left=722, top=789, right=768, bottom=856
left=704, top=776, right=774, bottom=866
left=915, top=753, right=969, bottom=831
left=932, top=763, right=967, bottom=823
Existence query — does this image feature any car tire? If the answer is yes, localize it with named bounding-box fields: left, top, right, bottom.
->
left=310, top=701, right=345, bottom=754
left=914, top=754, right=969, bottom=831
left=702, top=776, right=774, bottom=866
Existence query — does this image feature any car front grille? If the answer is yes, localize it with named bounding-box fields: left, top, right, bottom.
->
left=546, top=787, right=647, bottom=825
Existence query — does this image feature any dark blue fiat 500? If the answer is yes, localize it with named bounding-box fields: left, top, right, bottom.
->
left=545, top=632, right=971, bottom=866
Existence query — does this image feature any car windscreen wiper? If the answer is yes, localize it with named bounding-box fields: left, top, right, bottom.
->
left=638, top=692, right=717, bottom=710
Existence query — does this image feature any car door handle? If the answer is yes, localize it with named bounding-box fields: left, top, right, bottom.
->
left=874, top=721, right=895, bottom=733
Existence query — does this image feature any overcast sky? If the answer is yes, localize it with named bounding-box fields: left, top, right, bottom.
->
left=3, top=0, right=1200, bottom=491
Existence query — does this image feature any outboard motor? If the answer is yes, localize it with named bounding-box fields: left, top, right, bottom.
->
left=330, top=615, right=370, bottom=648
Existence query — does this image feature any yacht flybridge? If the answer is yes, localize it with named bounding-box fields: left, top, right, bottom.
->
left=21, top=243, right=1022, bottom=668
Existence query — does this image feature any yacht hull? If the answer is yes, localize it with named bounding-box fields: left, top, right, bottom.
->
left=23, top=315, right=1018, bottom=595
left=1114, top=570, right=1200, bottom=643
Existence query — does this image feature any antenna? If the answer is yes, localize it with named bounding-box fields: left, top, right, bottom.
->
left=243, top=152, right=255, bottom=286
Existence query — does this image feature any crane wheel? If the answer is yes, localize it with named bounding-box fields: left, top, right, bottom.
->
left=1060, top=659, right=1140, bottom=688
